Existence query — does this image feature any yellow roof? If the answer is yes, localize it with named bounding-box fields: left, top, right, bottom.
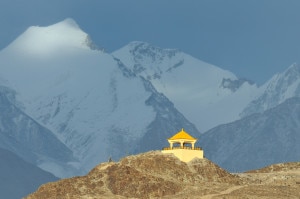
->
left=168, top=128, right=197, bottom=140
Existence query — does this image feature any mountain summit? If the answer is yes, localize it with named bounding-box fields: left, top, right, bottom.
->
left=241, top=62, right=300, bottom=117
left=113, top=42, right=258, bottom=131
left=3, top=18, right=94, bottom=56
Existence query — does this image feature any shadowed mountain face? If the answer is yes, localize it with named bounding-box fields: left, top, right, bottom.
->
left=0, top=86, right=77, bottom=177
left=199, top=97, right=300, bottom=172
left=0, top=148, right=58, bottom=199
left=132, top=78, right=200, bottom=154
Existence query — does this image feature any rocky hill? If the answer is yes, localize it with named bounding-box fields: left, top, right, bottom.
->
left=25, top=151, right=300, bottom=199
left=233, top=162, right=300, bottom=199
left=25, top=151, right=241, bottom=199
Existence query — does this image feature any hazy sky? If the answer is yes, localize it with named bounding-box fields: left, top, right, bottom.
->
left=1, top=0, right=300, bottom=84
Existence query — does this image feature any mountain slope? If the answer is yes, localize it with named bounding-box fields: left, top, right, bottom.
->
left=133, top=77, right=200, bottom=154
left=0, top=86, right=77, bottom=177
left=0, top=19, right=200, bottom=177
left=0, top=148, right=58, bottom=199
left=199, top=97, right=300, bottom=172
left=113, top=41, right=258, bottom=132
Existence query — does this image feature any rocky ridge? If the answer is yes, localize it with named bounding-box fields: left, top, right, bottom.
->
left=247, top=162, right=300, bottom=173
left=25, top=151, right=240, bottom=199
left=25, top=151, right=300, bottom=199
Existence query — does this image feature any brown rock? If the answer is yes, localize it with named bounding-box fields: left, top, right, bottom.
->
left=25, top=151, right=300, bottom=199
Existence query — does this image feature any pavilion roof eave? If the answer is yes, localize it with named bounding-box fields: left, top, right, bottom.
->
left=168, top=138, right=197, bottom=142
left=168, top=128, right=197, bottom=141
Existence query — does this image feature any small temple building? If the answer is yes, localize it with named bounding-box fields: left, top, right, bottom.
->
left=161, top=128, right=204, bottom=162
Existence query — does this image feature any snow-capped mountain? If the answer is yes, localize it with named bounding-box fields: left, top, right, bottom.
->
left=199, top=97, right=300, bottom=172
left=0, top=19, right=199, bottom=177
left=113, top=42, right=259, bottom=132
left=113, top=41, right=300, bottom=174
left=242, top=63, right=300, bottom=117
left=1, top=18, right=300, bottom=179
left=5, top=18, right=94, bottom=56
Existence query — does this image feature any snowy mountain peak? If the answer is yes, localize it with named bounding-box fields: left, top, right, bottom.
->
left=241, top=62, right=300, bottom=117
left=113, top=41, right=260, bottom=132
left=283, top=63, right=300, bottom=80
left=57, top=18, right=80, bottom=29
left=4, top=18, right=94, bottom=56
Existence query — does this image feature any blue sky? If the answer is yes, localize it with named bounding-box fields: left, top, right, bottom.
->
left=1, top=0, right=300, bottom=84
